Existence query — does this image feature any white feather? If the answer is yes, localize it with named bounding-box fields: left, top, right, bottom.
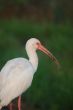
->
left=0, top=58, right=34, bottom=107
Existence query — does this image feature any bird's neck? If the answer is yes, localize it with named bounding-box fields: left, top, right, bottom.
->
left=26, top=48, right=38, bottom=72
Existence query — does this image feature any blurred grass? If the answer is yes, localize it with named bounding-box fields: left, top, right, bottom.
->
left=0, top=19, right=73, bottom=110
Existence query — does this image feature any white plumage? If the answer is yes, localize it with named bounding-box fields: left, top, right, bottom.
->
left=0, top=58, right=34, bottom=107
left=0, top=38, right=59, bottom=110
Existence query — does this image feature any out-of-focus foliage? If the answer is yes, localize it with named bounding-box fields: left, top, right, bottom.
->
left=0, top=0, right=29, bottom=5
left=0, top=19, right=73, bottom=110
left=0, top=0, right=73, bottom=23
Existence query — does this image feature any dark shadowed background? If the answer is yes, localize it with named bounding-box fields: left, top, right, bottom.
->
left=0, top=0, right=73, bottom=110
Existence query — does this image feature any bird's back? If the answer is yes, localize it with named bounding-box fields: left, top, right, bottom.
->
left=0, top=58, right=34, bottom=107
left=1, top=58, right=33, bottom=76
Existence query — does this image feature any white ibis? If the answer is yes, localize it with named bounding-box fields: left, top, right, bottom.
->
left=0, top=38, right=60, bottom=110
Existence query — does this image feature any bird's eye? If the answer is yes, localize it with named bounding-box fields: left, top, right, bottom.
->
left=35, top=42, right=40, bottom=49
left=36, top=42, right=40, bottom=45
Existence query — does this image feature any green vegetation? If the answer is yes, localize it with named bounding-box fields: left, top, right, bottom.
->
left=0, top=19, right=73, bottom=110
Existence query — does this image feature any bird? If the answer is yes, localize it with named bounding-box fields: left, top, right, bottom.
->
left=0, top=38, right=60, bottom=110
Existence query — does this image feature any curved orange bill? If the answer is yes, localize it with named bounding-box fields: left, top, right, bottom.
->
left=38, top=44, right=60, bottom=68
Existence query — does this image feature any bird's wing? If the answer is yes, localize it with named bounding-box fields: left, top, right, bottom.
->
left=0, top=73, right=4, bottom=91
left=0, top=58, right=34, bottom=106
left=0, top=58, right=34, bottom=90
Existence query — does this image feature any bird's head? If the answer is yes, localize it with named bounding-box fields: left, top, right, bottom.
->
left=26, top=38, right=60, bottom=68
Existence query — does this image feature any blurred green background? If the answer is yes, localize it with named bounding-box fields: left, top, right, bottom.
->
left=0, top=0, right=73, bottom=110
